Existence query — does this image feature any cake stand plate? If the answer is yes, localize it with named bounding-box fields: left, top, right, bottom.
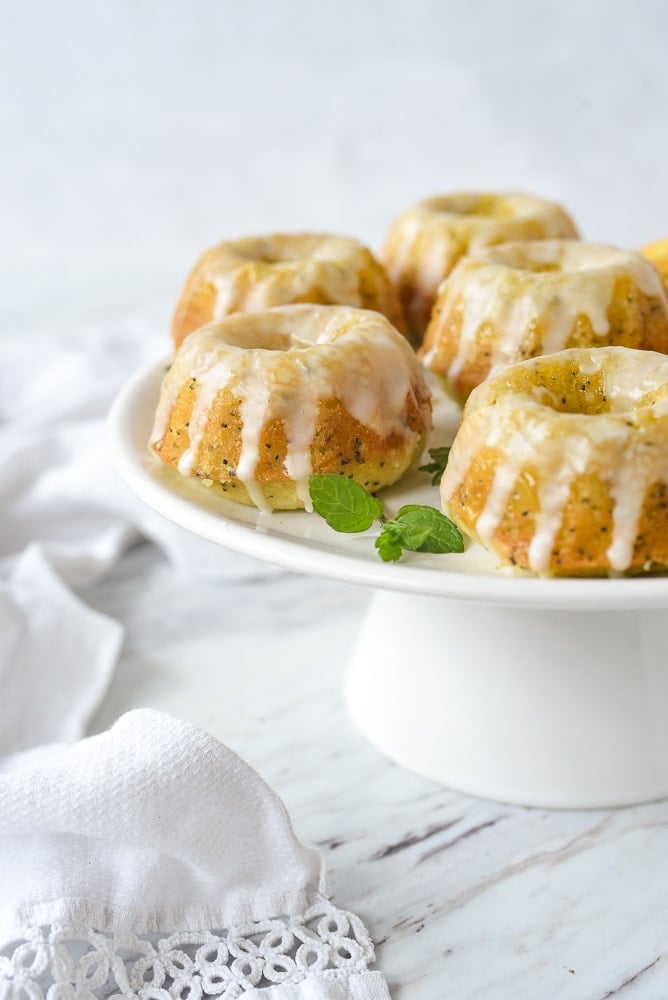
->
left=109, top=360, right=668, bottom=809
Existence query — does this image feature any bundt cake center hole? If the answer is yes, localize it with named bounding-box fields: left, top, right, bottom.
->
left=514, top=365, right=611, bottom=415
left=258, top=255, right=286, bottom=264
left=432, top=195, right=512, bottom=219
left=518, top=261, right=562, bottom=273
left=244, top=252, right=300, bottom=265
left=488, top=248, right=564, bottom=273
left=236, top=240, right=309, bottom=266
left=548, top=391, right=609, bottom=415
left=220, top=330, right=311, bottom=352
left=522, top=361, right=668, bottom=417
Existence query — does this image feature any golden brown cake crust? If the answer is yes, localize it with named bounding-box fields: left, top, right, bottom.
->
left=420, top=241, right=668, bottom=404
left=152, top=304, right=431, bottom=511
left=171, top=233, right=405, bottom=348
left=381, top=192, right=578, bottom=342
left=441, top=347, right=668, bottom=576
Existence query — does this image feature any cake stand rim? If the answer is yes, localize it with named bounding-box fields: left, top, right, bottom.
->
left=108, top=357, right=668, bottom=611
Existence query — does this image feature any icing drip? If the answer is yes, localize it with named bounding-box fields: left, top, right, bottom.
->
left=607, top=462, right=649, bottom=572
left=150, top=331, right=237, bottom=460
left=152, top=305, right=430, bottom=509
left=526, top=433, right=592, bottom=572
left=205, top=235, right=373, bottom=318
left=235, top=356, right=274, bottom=511
left=282, top=393, right=319, bottom=510
left=335, top=332, right=414, bottom=438
left=175, top=358, right=235, bottom=477
left=473, top=426, right=534, bottom=548
left=442, top=348, right=668, bottom=574
left=383, top=192, right=578, bottom=324
left=383, top=216, right=421, bottom=285
left=427, top=240, right=668, bottom=383
left=254, top=352, right=327, bottom=513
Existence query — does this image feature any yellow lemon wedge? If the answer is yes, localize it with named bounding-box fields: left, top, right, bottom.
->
left=641, top=237, right=668, bottom=287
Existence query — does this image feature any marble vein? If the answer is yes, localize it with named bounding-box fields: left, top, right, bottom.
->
left=85, top=546, right=668, bottom=998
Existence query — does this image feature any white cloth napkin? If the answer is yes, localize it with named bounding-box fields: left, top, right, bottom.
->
left=0, top=545, right=122, bottom=760
left=0, top=325, right=278, bottom=753
left=0, top=709, right=326, bottom=935
left=0, top=324, right=278, bottom=585
left=0, top=325, right=390, bottom=998
left=0, top=711, right=390, bottom=999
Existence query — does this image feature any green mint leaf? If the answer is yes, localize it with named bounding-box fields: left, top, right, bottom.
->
left=418, top=446, right=451, bottom=486
left=309, top=474, right=384, bottom=533
left=390, top=523, right=433, bottom=550
left=308, top=475, right=465, bottom=563
left=375, top=525, right=404, bottom=562
left=392, top=504, right=464, bottom=553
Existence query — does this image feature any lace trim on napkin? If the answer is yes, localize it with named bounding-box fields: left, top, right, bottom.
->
left=0, top=901, right=375, bottom=1000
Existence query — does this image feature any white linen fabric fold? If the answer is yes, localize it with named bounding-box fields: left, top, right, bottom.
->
left=0, top=325, right=278, bottom=755
left=0, top=326, right=390, bottom=999
left=0, top=325, right=278, bottom=585
left=0, top=545, right=122, bottom=760
left=0, top=711, right=390, bottom=999
left=0, top=709, right=327, bottom=937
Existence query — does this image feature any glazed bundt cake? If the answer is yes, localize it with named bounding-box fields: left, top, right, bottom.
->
left=152, top=304, right=431, bottom=511
left=171, top=233, right=405, bottom=348
left=381, top=192, right=578, bottom=341
left=441, top=346, right=668, bottom=576
left=419, top=240, right=668, bottom=404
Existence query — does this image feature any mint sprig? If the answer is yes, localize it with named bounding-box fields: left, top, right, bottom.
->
left=309, top=473, right=384, bottom=532
left=375, top=526, right=404, bottom=563
left=375, top=504, right=464, bottom=562
left=308, top=475, right=464, bottom=563
left=418, top=446, right=451, bottom=486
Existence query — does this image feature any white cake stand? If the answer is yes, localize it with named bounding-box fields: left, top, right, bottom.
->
left=109, top=360, right=668, bottom=809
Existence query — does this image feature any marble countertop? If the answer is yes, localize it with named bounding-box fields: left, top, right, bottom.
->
left=85, top=544, right=668, bottom=999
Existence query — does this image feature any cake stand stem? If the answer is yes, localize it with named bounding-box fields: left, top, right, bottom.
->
left=345, top=590, right=668, bottom=808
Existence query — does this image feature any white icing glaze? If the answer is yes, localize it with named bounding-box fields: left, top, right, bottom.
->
left=473, top=429, right=531, bottom=548
left=526, top=433, right=595, bottom=572
left=383, top=216, right=422, bottom=285
left=235, top=355, right=273, bottom=511
left=606, top=462, right=650, bottom=572
left=441, top=347, right=668, bottom=573
left=152, top=304, right=430, bottom=510
left=199, top=234, right=377, bottom=320
left=425, top=240, right=668, bottom=381
left=382, top=192, right=578, bottom=329
left=175, top=359, right=233, bottom=476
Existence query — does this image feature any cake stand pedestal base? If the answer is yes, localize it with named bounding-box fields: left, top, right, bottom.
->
left=345, top=590, right=668, bottom=808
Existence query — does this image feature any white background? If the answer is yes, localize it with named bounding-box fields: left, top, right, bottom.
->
left=2, top=0, right=668, bottom=338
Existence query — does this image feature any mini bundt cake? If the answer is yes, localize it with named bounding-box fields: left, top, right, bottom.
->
left=152, top=304, right=432, bottom=511
left=419, top=240, right=668, bottom=404
left=441, top=346, right=668, bottom=576
left=381, top=192, right=578, bottom=341
left=171, top=233, right=405, bottom=348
